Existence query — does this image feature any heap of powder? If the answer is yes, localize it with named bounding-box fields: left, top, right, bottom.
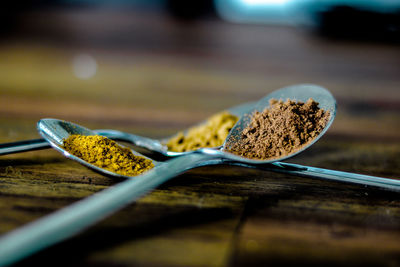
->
left=166, top=111, right=238, bottom=152
left=227, top=98, right=330, bottom=160
left=64, top=135, right=154, bottom=176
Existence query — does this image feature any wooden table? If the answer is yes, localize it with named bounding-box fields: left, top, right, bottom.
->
left=1, top=7, right=400, bottom=266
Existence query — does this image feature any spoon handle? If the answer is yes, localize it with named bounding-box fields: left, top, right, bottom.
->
left=225, top=160, right=400, bottom=192
left=273, top=162, right=400, bottom=192
left=0, top=139, right=49, bottom=155
left=217, top=161, right=394, bottom=193
left=97, top=129, right=166, bottom=153
left=0, top=152, right=214, bottom=266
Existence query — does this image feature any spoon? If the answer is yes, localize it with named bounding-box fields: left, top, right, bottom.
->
left=1, top=85, right=399, bottom=266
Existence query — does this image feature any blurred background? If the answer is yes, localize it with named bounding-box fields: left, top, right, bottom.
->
left=1, top=0, right=400, bottom=141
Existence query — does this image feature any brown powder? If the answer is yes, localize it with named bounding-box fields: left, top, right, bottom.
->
left=227, top=98, right=330, bottom=160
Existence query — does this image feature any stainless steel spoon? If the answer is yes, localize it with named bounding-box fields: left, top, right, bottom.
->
left=0, top=84, right=399, bottom=266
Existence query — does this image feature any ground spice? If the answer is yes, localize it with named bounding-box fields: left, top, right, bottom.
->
left=227, top=98, right=330, bottom=160
left=166, top=111, right=238, bottom=152
left=63, top=135, right=154, bottom=176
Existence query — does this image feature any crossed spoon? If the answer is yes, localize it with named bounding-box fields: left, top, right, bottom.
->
left=0, top=84, right=399, bottom=266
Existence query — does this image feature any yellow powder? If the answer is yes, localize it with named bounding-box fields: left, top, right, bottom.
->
left=166, top=111, right=238, bottom=152
left=64, top=135, right=154, bottom=176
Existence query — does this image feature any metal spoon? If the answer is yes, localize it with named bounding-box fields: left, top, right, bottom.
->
left=0, top=84, right=399, bottom=266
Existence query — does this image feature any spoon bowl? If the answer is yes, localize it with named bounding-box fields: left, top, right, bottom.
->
left=222, top=84, right=336, bottom=164
left=38, top=119, right=161, bottom=179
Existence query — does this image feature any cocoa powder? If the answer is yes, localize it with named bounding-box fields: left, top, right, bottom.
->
left=227, top=98, right=330, bottom=160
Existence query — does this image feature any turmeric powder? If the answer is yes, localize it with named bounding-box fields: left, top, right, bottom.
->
left=63, top=135, right=154, bottom=176
left=166, top=111, right=238, bottom=152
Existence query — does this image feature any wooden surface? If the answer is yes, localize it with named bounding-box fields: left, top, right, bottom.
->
left=1, top=7, right=400, bottom=266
